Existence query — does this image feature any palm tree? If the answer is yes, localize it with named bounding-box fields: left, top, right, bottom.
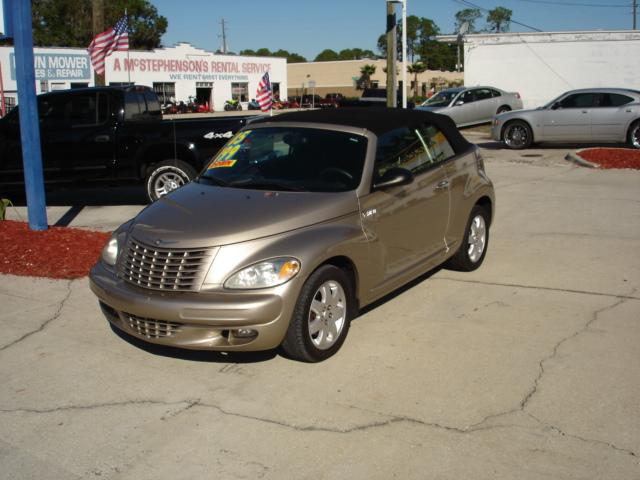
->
left=357, top=64, right=377, bottom=90
left=407, top=62, right=427, bottom=101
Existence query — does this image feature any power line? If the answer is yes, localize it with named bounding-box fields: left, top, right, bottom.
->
left=512, top=0, right=631, bottom=7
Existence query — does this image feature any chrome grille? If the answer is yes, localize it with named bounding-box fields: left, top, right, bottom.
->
left=119, top=237, right=213, bottom=291
left=124, top=313, right=182, bottom=339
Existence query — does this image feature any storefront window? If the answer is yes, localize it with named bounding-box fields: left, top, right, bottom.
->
left=272, top=82, right=280, bottom=99
left=231, top=82, right=249, bottom=102
left=153, top=82, right=176, bottom=104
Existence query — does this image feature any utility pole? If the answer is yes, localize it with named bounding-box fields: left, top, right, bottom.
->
left=386, top=2, right=397, bottom=108
left=634, top=0, right=637, bottom=30
left=219, top=19, right=228, bottom=53
left=92, top=0, right=104, bottom=86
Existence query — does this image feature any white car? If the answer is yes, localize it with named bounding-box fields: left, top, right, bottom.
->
left=417, top=86, right=523, bottom=127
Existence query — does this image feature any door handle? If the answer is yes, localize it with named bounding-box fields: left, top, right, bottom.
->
left=581, top=110, right=588, bottom=114
left=434, top=180, right=449, bottom=191
left=94, top=135, right=110, bottom=143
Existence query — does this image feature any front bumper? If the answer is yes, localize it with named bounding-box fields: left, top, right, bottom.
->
left=89, top=262, right=300, bottom=351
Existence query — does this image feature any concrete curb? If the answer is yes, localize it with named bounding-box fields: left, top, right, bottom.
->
left=565, top=150, right=599, bottom=168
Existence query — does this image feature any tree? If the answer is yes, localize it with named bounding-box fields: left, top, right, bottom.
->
left=31, top=0, right=168, bottom=49
left=454, top=8, right=481, bottom=34
left=486, top=7, right=512, bottom=33
left=337, top=48, right=376, bottom=60
left=357, top=64, right=376, bottom=90
left=314, top=49, right=339, bottom=62
left=240, top=47, right=306, bottom=63
left=377, top=16, right=443, bottom=64
left=407, top=62, right=427, bottom=101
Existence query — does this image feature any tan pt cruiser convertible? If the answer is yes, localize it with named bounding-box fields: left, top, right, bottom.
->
left=90, top=108, right=495, bottom=362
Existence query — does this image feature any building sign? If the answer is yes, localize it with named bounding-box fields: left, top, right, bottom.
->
left=111, top=57, right=270, bottom=82
left=9, top=52, right=91, bottom=81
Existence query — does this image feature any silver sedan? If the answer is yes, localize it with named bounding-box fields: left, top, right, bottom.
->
left=416, top=86, right=523, bottom=127
left=492, top=88, right=640, bottom=149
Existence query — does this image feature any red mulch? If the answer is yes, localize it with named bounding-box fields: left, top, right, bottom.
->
left=578, top=148, right=640, bottom=169
left=0, top=220, right=111, bottom=279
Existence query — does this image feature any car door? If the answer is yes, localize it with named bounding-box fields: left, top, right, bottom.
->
left=590, top=92, right=636, bottom=141
left=67, top=91, right=115, bottom=178
left=473, top=88, right=498, bottom=122
left=450, top=89, right=477, bottom=125
left=542, top=92, right=595, bottom=140
left=359, top=125, right=450, bottom=292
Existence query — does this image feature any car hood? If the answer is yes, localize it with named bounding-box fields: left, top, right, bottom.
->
left=497, top=107, right=540, bottom=121
left=130, top=182, right=359, bottom=249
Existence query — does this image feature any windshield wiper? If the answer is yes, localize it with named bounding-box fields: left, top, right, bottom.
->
left=229, top=179, right=307, bottom=192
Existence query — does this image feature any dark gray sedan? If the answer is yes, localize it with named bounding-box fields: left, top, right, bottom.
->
left=492, top=88, right=640, bottom=149
left=417, top=86, right=523, bottom=127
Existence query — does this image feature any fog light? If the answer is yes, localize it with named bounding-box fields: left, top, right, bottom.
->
left=232, top=328, right=258, bottom=338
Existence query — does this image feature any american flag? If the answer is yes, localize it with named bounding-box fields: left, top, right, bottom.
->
left=88, top=16, right=129, bottom=75
left=256, top=72, right=273, bottom=112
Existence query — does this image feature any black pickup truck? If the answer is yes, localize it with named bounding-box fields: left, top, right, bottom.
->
left=0, top=85, right=251, bottom=201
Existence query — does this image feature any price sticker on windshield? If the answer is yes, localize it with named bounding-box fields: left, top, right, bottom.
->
left=207, top=130, right=252, bottom=169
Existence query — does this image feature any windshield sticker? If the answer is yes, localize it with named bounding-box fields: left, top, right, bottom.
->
left=206, top=130, right=252, bottom=170
left=203, top=131, right=234, bottom=140
left=209, top=159, right=237, bottom=168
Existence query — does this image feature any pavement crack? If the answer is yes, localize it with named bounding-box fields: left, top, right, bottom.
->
left=435, top=277, right=640, bottom=301
left=0, top=399, right=199, bottom=415
left=527, top=412, right=637, bottom=458
left=518, top=292, right=633, bottom=413
left=0, top=279, right=74, bottom=353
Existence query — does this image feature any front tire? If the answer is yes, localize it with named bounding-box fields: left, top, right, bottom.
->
left=446, top=205, right=490, bottom=272
left=282, top=265, right=354, bottom=362
left=145, top=160, right=196, bottom=202
left=502, top=120, right=533, bottom=149
left=628, top=120, right=640, bottom=149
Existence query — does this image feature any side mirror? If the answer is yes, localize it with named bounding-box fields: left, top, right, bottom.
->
left=373, top=167, right=414, bottom=190
left=455, top=100, right=464, bottom=106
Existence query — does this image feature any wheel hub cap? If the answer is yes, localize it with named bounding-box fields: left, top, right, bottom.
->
left=467, top=215, right=487, bottom=263
left=308, top=281, right=346, bottom=350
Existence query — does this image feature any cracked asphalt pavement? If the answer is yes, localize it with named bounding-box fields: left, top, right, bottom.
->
left=1, top=130, right=639, bottom=479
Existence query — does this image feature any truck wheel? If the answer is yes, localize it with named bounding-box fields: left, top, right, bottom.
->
left=145, top=160, right=196, bottom=202
left=281, top=265, right=354, bottom=362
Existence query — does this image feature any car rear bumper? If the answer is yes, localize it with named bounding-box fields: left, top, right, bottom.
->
left=89, top=262, right=298, bottom=351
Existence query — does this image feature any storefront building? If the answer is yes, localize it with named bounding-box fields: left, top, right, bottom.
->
left=0, top=42, right=287, bottom=113
left=287, top=59, right=463, bottom=99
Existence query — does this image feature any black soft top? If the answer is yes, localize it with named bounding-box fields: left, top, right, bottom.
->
left=251, top=107, right=472, bottom=154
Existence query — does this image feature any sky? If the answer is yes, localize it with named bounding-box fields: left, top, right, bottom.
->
left=152, top=0, right=638, bottom=60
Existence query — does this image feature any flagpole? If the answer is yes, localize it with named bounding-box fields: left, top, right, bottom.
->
left=125, top=9, right=131, bottom=85
left=269, top=70, right=273, bottom=117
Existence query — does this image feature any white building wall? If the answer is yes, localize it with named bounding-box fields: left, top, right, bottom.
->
left=461, top=31, right=640, bottom=109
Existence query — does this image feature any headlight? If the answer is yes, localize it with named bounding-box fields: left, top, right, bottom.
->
left=101, top=235, right=119, bottom=266
left=224, top=257, right=300, bottom=289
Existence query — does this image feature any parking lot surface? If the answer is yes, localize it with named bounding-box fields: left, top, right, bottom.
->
left=1, top=131, right=639, bottom=479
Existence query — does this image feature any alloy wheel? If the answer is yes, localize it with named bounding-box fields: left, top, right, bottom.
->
left=504, top=124, right=528, bottom=148
left=467, top=214, right=487, bottom=263
left=307, top=280, right=347, bottom=350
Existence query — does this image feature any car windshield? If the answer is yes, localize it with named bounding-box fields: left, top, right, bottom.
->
left=199, top=127, right=368, bottom=192
left=422, top=90, right=460, bottom=108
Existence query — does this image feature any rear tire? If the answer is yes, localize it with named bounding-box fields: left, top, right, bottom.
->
left=502, top=120, right=533, bottom=149
left=281, top=265, right=354, bottom=362
left=446, top=205, right=490, bottom=272
left=628, top=120, right=640, bottom=149
left=145, top=160, right=196, bottom=202
left=496, top=106, right=511, bottom=115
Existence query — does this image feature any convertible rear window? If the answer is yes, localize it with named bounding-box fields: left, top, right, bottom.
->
left=202, top=127, right=368, bottom=192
